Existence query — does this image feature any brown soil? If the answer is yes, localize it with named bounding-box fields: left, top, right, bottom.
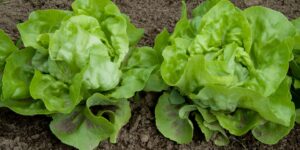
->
left=1, top=0, right=300, bottom=150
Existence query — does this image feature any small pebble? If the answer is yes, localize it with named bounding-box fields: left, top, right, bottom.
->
left=13, top=136, right=20, bottom=142
left=244, top=0, right=262, bottom=6
left=31, top=134, right=40, bottom=140
left=141, top=134, right=149, bottom=143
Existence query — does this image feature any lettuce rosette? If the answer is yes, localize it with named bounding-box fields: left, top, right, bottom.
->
left=153, top=0, right=297, bottom=146
left=0, top=0, right=151, bottom=149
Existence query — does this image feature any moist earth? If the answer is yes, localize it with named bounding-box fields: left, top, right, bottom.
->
left=0, top=0, right=300, bottom=149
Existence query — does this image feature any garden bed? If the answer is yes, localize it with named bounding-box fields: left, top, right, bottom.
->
left=0, top=0, right=300, bottom=149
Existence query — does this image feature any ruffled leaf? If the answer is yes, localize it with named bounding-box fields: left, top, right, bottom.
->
left=155, top=93, right=194, bottom=144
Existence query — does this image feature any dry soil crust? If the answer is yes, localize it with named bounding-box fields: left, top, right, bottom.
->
left=0, top=0, right=300, bottom=150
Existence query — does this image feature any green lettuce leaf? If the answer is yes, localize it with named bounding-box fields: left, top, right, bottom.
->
left=243, top=6, right=295, bottom=96
left=213, top=109, right=261, bottom=136
left=72, top=0, right=114, bottom=21
left=124, top=47, right=167, bottom=93
left=155, top=93, right=194, bottom=144
left=1, top=48, right=51, bottom=115
left=0, top=29, right=18, bottom=105
left=2, top=48, right=34, bottom=100
left=109, top=67, right=154, bottom=99
left=86, top=93, right=131, bottom=143
left=143, top=30, right=170, bottom=92
left=50, top=93, right=130, bottom=150
left=0, top=29, right=18, bottom=68
left=30, top=70, right=80, bottom=113
left=50, top=106, right=114, bottom=150
left=31, top=52, right=49, bottom=73
left=17, top=10, right=72, bottom=53
left=192, top=0, right=221, bottom=18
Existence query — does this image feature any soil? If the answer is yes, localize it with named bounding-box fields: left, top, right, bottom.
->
left=0, top=0, right=300, bottom=150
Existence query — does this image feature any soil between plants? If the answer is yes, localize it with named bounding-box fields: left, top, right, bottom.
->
left=0, top=0, right=300, bottom=149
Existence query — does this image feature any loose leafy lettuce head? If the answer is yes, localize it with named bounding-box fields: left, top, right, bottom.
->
left=0, top=0, right=150, bottom=149
left=154, top=0, right=296, bottom=145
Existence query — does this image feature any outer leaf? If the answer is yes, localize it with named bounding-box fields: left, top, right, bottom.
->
left=252, top=114, right=295, bottom=145
left=126, top=47, right=161, bottom=69
left=123, top=15, right=144, bottom=46
left=243, top=6, right=296, bottom=96
left=155, top=93, right=193, bottom=144
left=213, top=109, right=261, bottom=136
left=178, top=105, right=197, bottom=119
left=192, top=0, right=221, bottom=18
left=2, top=48, right=34, bottom=100
left=160, top=1, right=192, bottom=85
left=143, top=31, right=170, bottom=92
left=169, top=90, right=185, bottom=105
left=125, top=47, right=168, bottom=92
left=0, top=99, right=51, bottom=116
left=0, top=29, right=18, bottom=99
left=170, top=1, right=190, bottom=40
left=153, top=28, right=170, bottom=56
left=249, top=77, right=295, bottom=144
left=190, top=77, right=294, bottom=127
left=50, top=106, right=114, bottom=150
left=203, top=121, right=229, bottom=146
left=195, top=113, right=214, bottom=141
left=197, top=106, right=217, bottom=123
left=109, top=67, right=154, bottom=99
left=30, top=70, right=77, bottom=113
left=50, top=93, right=130, bottom=150
left=1, top=48, right=51, bottom=115
left=143, top=69, right=169, bottom=92
left=195, top=108, right=229, bottom=146
left=86, top=93, right=131, bottom=143
left=0, top=29, right=17, bottom=68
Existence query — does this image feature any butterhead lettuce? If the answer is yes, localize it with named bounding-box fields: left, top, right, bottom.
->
left=154, top=0, right=297, bottom=146
left=0, top=0, right=150, bottom=149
